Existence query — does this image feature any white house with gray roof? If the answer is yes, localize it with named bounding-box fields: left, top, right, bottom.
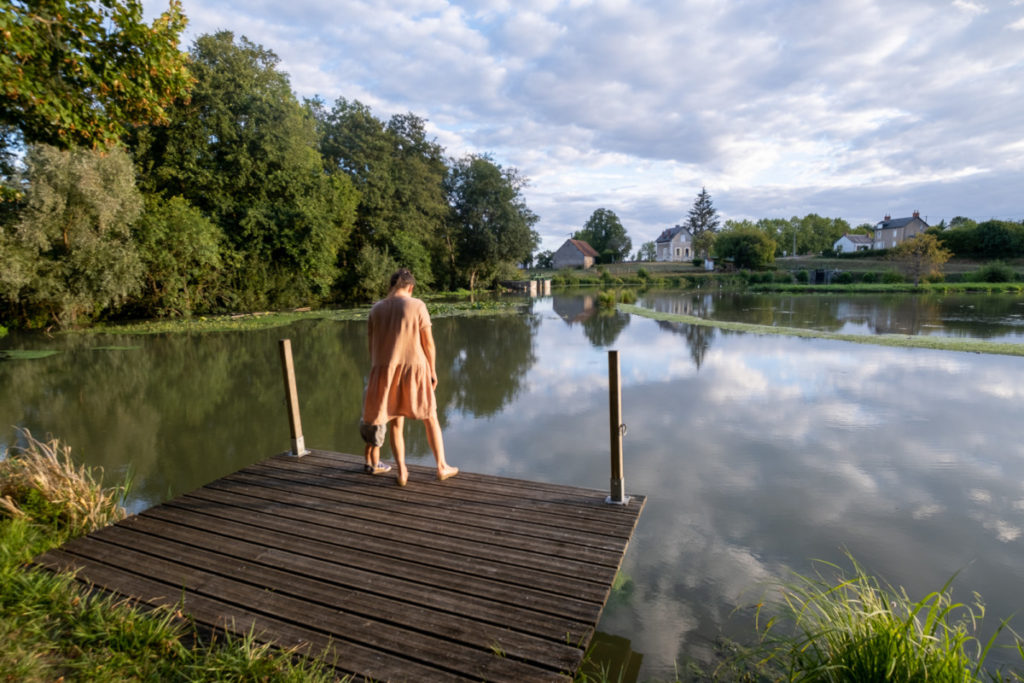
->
left=655, top=225, right=693, bottom=262
left=833, top=233, right=873, bottom=253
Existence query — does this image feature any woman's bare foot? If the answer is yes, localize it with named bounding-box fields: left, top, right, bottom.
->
left=396, top=466, right=409, bottom=487
left=437, top=465, right=459, bottom=481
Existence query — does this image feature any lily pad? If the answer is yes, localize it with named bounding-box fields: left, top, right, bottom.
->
left=0, top=349, right=60, bottom=361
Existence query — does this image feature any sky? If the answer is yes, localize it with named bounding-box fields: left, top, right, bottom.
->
left=142, top=0, right=1024, bottom=253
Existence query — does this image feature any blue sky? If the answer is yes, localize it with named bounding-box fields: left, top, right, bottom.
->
left=143, top=0, right=1024, bottom=252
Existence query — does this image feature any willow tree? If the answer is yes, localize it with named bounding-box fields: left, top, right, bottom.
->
left=0, top=145, right=143, bottom=326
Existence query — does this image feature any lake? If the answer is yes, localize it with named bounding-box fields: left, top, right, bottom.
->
left=3, top=291, right=1024, bottom=679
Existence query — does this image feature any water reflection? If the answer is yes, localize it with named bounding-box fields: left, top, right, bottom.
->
left=551, top=292, right=631, bottom=348
left=640, top=290, right=1024, bottom=342
left=4, top=294, right=1024, bottom=679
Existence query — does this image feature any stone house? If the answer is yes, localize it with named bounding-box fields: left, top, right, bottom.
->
left=655, top=225, right=694, bottom=262
left=833, top=233, right=873, bottom=253
left=552, top=238, right=599, bottom=269
left=873, top=212, right=929, bottom=250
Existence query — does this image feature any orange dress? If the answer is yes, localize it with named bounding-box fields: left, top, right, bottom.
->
left=361, top=295, right=436, bottom=425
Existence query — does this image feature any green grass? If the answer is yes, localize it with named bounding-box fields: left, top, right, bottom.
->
left=0, top=432, right=342, bottom=682
left=71, top=300, right=523, bottom=335
left=750, top=282, right=1024, bottom=294
left=618, top=304, right=1024, bottom=357
left=749, top=555, right=1024, bottom=682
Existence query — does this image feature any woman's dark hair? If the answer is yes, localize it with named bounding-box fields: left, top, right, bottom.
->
left=389, top=268, right=416, bottom=290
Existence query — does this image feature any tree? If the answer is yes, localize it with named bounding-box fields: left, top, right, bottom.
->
left=573, top=208, right=631, bottom=263
left=636, top=241, right=657, bottom=261
left=315, top=99, right=448, bottom=291
left=132, top=195, right=222, bottom=317
left=0, top=144, right=143, bottom=326
left=687, top=187, right=720, bottom=243
left=713, top=224, right=777, bottom=269
left=0, top=0, right=193, bottom=149
left=445, top=154, right=539, bottom=290
left=131, top=32, right=358, bottom=308
left=535, top=250, right=554, bottom=269
left=889, top=233, right=952, bottom=285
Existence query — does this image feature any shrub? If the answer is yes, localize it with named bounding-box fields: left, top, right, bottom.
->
left=924, top=271, right=946, bottom=284
left=774, top=271, right=793, bottom=284
left=636, top=267, right=649, bottom=280
left=881, top=270, right=905, bottom=284
left=693, top=258, right=704, bottom=267
left=835, top=271, right=854, bottom=284
left=861, top=271, right=879, bottom=283
left=795, top=269, right=809, bottom=284
left=971, top=261, right=1016, bottom=283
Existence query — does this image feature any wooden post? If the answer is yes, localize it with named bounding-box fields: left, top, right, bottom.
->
left=278, top=339, right=309, bottom=457
left=607, top=350, right=630, bottom=505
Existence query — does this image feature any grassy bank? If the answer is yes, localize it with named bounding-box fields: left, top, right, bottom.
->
left=0, top=431, right=338, bottom=682
left=750, top=282, right=1024, bottom=294
left=618, top=304, right=1024, bottom=357
left=64, top=299, right=522, bottom=336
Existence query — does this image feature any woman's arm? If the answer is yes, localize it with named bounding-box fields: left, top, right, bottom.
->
left=420, top=324, right=438, bottom=387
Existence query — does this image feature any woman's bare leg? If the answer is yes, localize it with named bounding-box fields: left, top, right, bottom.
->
left=424, top=414, right=458, bottom=480
left=389, top=417, right=408, bottom=485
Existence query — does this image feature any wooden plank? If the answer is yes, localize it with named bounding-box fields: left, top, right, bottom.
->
left=35, top=548, right=465, bottom=682
left=214, top=469, right=626, bottom=567
left=253, top=458, right=638, bottom=543
left=32, top=449, right=644, bottom=682
left=94, top=516, right=591, bottom=643
left=54, top=537, right=569, bottom=682
left=142, top=500, right=608, bottom=620
left=85, top=523, right=583, bottom=672
left=175, top=484, right=619, bottom=596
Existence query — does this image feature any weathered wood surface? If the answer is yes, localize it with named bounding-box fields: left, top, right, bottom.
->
left=34, top=449, right=645, bottom=682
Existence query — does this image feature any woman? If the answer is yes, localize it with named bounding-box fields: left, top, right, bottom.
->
left=361, top=268, right=458, bottom=486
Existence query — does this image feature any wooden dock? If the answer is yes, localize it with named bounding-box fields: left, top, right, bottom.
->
left=34, top=449, right=645, bottom=681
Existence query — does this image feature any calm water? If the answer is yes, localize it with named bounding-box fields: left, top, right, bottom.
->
left=643, top=290, right=1024, bottom=342
left=3, top=292, right=1024, bottom=679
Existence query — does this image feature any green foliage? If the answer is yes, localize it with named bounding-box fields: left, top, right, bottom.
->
left=636, top=241, right=657, bottom=262
left=0, top=0, right=193, bottom=149
left=687, top=186, right=719, bottom=237
left=774, top=270, right=794, bottom=284
left=752, top=555, right=1020, bottom=682
left=349, top=244, right=399, bottom=303
left=0, top=144, right=143, bottom=327
left=534, top=250, right=554, bottom=269
left=888, top=233, right=952, bottom=285
left=966, top=261, right=1017, bottom=283
left=795, top=269, right=810, bottom=284
left=713, top=225, right=777, bottom=268
left=939, top=220, right=1024, bottom=259
left=132, top=195, right=222, bottom=316
left=315, top=99, right=448, bottom=291
left=881, top=270, right=906, bottom=284
left=835, top=271, right=855, bottom=284
left=861, top=271, right=879, bottom=283
left=574, top=208, right=632, bottom=263
left=445, top=153, right=539, bottom=290
left=131, top=32, right=358, bottom=309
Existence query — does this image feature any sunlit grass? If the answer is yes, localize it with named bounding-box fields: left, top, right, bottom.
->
left=748, top=555, right=1024, bottom=682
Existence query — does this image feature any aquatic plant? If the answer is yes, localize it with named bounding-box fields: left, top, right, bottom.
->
left=752, top=555, right=1021, bottom=682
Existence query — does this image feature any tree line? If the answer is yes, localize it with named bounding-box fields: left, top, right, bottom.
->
left=0, top=2, right=538, bottom=329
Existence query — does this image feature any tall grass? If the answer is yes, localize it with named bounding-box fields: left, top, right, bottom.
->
left=0, top=429, right=128, bottom=536
left=751, top=555, right=1023, bottom=682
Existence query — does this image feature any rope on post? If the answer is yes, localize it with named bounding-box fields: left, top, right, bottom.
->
left=278, top=338, right=309, bottom=457
left=606, top=349, right=630, bottom=505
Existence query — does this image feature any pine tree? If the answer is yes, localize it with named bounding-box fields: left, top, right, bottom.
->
left=687, top=187, right=720, bottom=237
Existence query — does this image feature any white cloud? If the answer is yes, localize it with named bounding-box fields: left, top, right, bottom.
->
left=143, top=0, right=1024, bottom=250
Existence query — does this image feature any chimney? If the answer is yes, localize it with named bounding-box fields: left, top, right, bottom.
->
left=884, top=214, right=891, bottom=221
left=913, top=210, right=920, bottom=218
